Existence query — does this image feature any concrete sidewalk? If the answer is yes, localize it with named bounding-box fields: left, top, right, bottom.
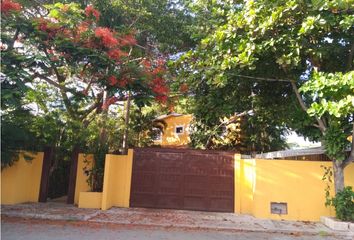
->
left=1, top=203, right=353, bottom=239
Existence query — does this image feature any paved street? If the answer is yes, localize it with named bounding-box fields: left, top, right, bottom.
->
left=0, top=203, right=342, bottom=234
left=1, top=218, right=348, bottom=240
left=2, top=203, right=353, bottom=240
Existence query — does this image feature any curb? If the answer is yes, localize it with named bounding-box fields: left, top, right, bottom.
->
left=1, top=211, right=100, bottom=221
left=321, top=216, right=354, bottom=232
left=2, top=213, right=353, bottom=239
left=88, top=218, right=354, bottom=238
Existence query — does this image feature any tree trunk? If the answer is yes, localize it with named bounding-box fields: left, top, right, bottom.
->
left=99, top=91, right=108, bottom=145
left=122, top=93, right=131, bottom=155
left=333, top=160, right=345, bottom=194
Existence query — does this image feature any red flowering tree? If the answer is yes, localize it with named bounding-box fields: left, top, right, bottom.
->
left=1, top=1, right=171, bottom=191
left=1, top=0, right=21, bottom=13
left=1, top=2, right=169, bottom=123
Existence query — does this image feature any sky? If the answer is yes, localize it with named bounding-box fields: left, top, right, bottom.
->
left=286, top=131, right=321, bottom=149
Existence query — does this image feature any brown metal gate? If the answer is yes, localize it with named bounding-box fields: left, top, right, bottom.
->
left=130, top=148, right=234, bottom=212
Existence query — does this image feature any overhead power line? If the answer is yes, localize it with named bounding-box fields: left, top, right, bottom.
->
left=231, top=74, right=294, bottom=83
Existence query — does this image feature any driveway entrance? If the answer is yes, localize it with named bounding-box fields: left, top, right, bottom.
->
left=130, top=148, right=234, bottom=212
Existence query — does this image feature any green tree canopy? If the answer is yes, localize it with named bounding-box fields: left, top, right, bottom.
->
left=0, top=1, right=174, bottom=168
left=179, top=0, right=354, bottom=191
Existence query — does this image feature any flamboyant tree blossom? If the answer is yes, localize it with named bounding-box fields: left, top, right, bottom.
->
left=1, top=2, right=169, bottom=122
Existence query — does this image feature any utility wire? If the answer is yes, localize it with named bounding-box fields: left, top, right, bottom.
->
left=230, top=74, right=294, bottom=83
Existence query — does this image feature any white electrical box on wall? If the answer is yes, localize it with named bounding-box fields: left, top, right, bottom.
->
left=270, top=202, right=288, bottom=215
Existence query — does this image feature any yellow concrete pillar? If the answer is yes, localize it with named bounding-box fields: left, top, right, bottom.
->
left=1, top=152, right=44, bottom=204
left=234, top=154, right=242, bottom=213
left=74, top=154, right=93, bottom=205
left=242, top=159, right=256, bottom=215
left=234, top=153, right=257, bottom=215
left=101, top=149, right=133, bottom=210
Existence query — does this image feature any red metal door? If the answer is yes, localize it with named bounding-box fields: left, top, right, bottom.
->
left=130, top=148, right=234, bottom=212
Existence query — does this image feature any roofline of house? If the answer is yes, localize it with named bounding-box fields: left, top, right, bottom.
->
left=153, top=113, right=192, bottom=121
left=253, top=147, right=326, bottom=159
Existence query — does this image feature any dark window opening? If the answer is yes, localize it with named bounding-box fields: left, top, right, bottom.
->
left=152, top=128, right=162, bottom=141
left=176, top=126, right=184, bottom=134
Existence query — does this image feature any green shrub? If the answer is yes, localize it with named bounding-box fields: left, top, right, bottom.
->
left=331, top=186, right=354, bottom=222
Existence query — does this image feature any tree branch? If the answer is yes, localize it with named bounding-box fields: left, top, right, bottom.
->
left=128, top=16, right=141, bottom=29
left=42, top=47, right=76, bottom=117
left=82, top=114, right=96, bottom=128
left=78, top=94, right=103, bottom=120
left=8, top=28, right=19, bottom=51
left=34, top=73, right=75, bottom=93
left=347, top=41, right=354, bottom=71
left=290, top=81, right=327, bottom=133
left=225, top=74, right=328, bottom=133
left=290, top=81, right=308, bottom=112
left=205, top=110, right=249, bottom=149
left=116, top=35, right=147, bottom=50
left=43, top=49, right=65, bottom=83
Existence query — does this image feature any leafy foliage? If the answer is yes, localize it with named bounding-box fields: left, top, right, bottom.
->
left=301, top=71, right=354, bottom=119
left=301, top=71, right=353, bottom=161
left=179, top=0, right=354, bottom=191
left=323, top=124, right=351, bottom=161
left=1, top=109, right=38, bottom=168
left=321, top=165, right=333, bottom=207
left=176, top=58, right=293, bottom=152
left=93, top=0, right=195, bottom=53
left=1, top=0, right=190, bottom=194
left=1, top=72, right=39, bottom=168
left=331, top=186, right=354, bottom=222
left=83, top=144, right=108, bottom=192
left=1, top=1, right=171, bottom=170
left=322, top=165, right=354, bottom=221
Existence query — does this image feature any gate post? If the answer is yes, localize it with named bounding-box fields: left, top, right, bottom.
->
left=38, top=146, right=54, bottom=202
left=67, top=147, right=79, bottom=204
left=101, top=149, right=133, bottom=210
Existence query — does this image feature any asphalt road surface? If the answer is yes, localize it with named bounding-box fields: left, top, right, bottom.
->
left=1, top=218, right=351, bottom=240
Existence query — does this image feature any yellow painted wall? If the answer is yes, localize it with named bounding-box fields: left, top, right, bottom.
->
left=101, top=149, right=133, bottom=210
left=73, top=148, right=354, bottom=222
left=74, top=154, right=93, bottom=205
left=251, top=160, right=334, bottom=221
left=240, top=159, right=256, bottom=215
left=1, top=152, right=43, bottom=204
left=234, top=154, right=242, bottom=213
left=234, top=158, right=354, bottom=221
left=78, top=192, right=102, bottom=209
left=345, top=163, right=354, bottom=187
left=156, top=115, right=193, bottom=147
